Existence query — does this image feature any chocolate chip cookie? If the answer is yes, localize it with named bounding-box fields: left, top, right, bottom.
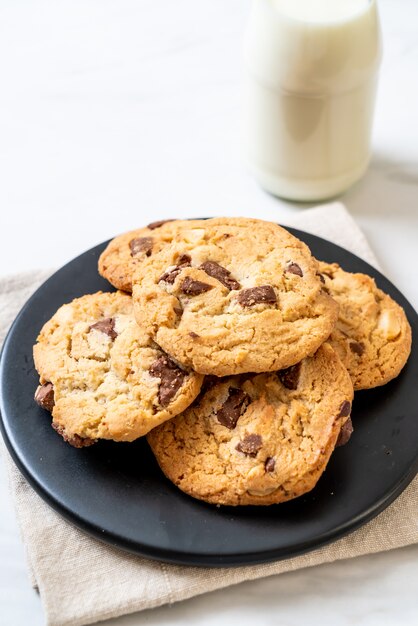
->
left=318, top=262, right=412, bottom=389
left=98, top=219, right=198, bottom=292
left=132, top=217, right=339, bottom=376
left=147, top=343, right=354, bottom=505
left=33, top=292, right=203, bottom=446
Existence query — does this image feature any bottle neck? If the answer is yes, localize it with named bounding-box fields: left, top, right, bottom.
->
left=244, top=0, right=382, bottom=95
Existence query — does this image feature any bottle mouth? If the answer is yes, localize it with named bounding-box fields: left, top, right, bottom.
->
left=266, top=0, right=375, bottom=26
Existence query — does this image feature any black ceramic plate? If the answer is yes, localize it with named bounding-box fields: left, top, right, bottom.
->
left=1, top=229, right=417, bottom=567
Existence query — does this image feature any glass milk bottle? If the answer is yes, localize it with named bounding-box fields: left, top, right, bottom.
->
left=244, top=0, right=382, bottom=201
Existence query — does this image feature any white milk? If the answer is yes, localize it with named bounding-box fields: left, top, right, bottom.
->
left=244, top=0, right=382, bottom=201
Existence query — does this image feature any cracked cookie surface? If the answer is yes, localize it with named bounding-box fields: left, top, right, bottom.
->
left=318, top=262, right=412, bottom=390
left=98, top=219, right=200, bottom=292
left=132, top=217, right=338, bottom=376
left=147, top=343, right=354, bottom=506
left=33, top=292, right=203, bottom=445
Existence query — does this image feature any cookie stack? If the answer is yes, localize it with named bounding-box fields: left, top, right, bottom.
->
left=34, top=218, right=412, bottom=506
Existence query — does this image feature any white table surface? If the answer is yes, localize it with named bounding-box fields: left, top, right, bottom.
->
left=1, top=1, right=417, bottom=624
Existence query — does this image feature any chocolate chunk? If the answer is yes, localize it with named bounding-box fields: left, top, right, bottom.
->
left=177, top=254, right=192, bottom=265
left=318, top=273, right=326, bottom=284
left=129, top=237, right=153, bottom=257
left=216, top=387, right=250, bottom=429
left=265, top=457, right=276, bottom=472
left=181, top=276, right=213, bottom=296
left=147, top=219, right=175, bottom=230
left=34, top=382, right=55, bottom=412
left=350, top=341, right=365, bottom=356
left=89, top=317, right=117, bottom=340
left=278, top=362, right=301, bottom=390
left=238, top=285, right=277, bottom=307
left=189, top=332, right=200, bottom=338
left=159, top=268, right=181, bottom=284
left=338, top=400, right=352, bottom=418
left=285, top=262, right=303, bottom=277
left=159, top=254, right=191, bottom=284
left=200, top=261, right=240, bottom=290
left=52, top=423, right=96, bottom=448
left=150, top=355, right=186, bottom=407
left=336, top=416, right=353, bottom=447
left=236, top=434, right=263, bottom=457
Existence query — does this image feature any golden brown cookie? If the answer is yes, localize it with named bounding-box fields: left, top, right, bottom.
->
left=147, top=343, right=354, bottom=506
left=318, top=262, right=412, bottom=390
left=33, top=292, right=203, bottom=446
left=132, top=217, right=338, bottom=376
left=98, top=219, right=199, bottom=292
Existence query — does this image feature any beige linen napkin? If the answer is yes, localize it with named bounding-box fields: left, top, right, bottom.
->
left=1, top=203, right=417, bottom=626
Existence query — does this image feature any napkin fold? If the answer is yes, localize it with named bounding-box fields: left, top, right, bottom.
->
left=1, top=203, right=417, bottom=626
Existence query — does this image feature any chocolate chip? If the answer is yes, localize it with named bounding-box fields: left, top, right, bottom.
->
left=159, top=268, right=180, bottom=284
left=285, top=262, right=303, bottom=277
left=238, top=285, right=277, bottom=307
left=159, top=254, right=191, bottom=284
left=147, top=219, right=175, bottom=230
left=338, top=400, right=352, bottom=418
left=181, top=276, right=213, bottom=296
left=189, top=332, right=200, bottom=338
left=236, top=434, right=263, bottom=457
left=34, top=382, right=55, bottom=412
left=129, top=237, right=153, bottom=257
left=52, top=423, right=96, bottom=448
left=318, top=273, right=326, bottom=284
left=216, top=387, right=250, bottom=429
left=177, top=254, right=192, bottom=265
left=200, top=261, right=240, bottom=290
left=89, top=317, right=117, bottom=340
left=265, top=457, right=276, bottom=472
left=150, top=355, right=187, bottom=407
left=336, top=416, right=353, bottom=447
left=350, top=341, right=365, bottom=356
left=278, top=362, right=301, bottom=390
